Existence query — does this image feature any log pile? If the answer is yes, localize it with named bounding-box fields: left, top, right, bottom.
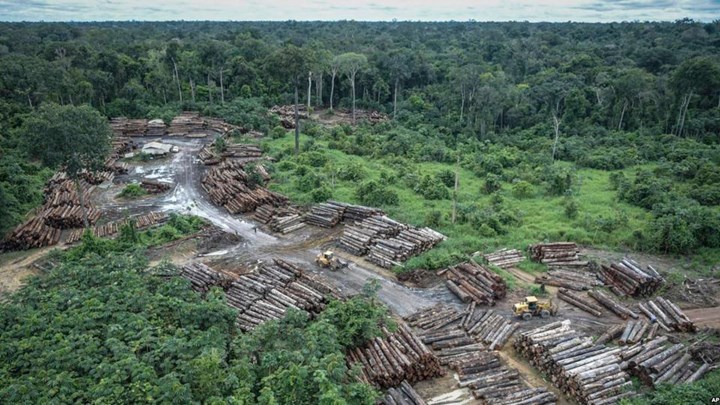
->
left=198, top=146, right=222, bottom=165
left=587, top=290, right=639, bottom=320
left=0, top=217, right=61, bottom=251
left=41, top=205, right=102, bottom=228
left=341, top=202, right=384, bottom=222
left=224, top=259, right=337, bottom=331
left=597, top=258, right=664, bottom=297
left=110, top=117, right=149, bottom=136
left=140, top=179, right=172, bottom=194
left=146, top=118, right=167, bottom=136
left=483, top=248, right=524, bottom=269
left=557, top=288, right=604, bottom=317
left=616, top=321, right=653, bottom=345
left=367, top=227, right=446, bottom=269
left=303, top=201, right=348, bottom=228
left=202, top=160, right=288, bottom=214
left=269, top=105, right=308, bottom=129
left=535, top=269, right=603, bottom=291
left=347, top=322, right=443, bottom=388
left=638, top=297, right=696, bottom=333
left=168, top=111, right=205, bottom=136
left=338, top=215, right=407, bottom=256
left=437, top=262, right=507, bottom=305
left=621, top=337, right=711, bottom=387
left=514, top=320, right=635, bottom=404
left=269, top=213, right=306, bottom=234
left=467, top=310, right=519, bottom=351
left=105, top=157, right=129, bottom=174
left=379, top=381, right=427, bottom=405
left=529, top=242, right=588, bottom=269
left=180, top=262, right=236, bottom=293
left=200, top=143, right=263, bottom=166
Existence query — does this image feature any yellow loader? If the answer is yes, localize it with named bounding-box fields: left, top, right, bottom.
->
left=513, top=296, right=557, bottom=320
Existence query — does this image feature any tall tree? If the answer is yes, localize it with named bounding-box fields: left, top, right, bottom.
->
left=329, top=55, right=341, bottom=111
left=20, top=103, right=111, bottom=227
left=670, top=57, right=720, bottom=137
left=338, top=53, right=368, bottom=124
left=266, top=45, right=312, bottom=155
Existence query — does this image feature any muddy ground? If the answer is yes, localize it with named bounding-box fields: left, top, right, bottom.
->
left=2, top=136, right=718, bottom=404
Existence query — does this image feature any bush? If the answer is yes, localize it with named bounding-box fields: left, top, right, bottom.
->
left=564, top=198, right=579, bottom=219
left=297, top=151, right=328, bottom=167
left=425, top=210, right=442, bottom=227
left=311, top=185, right=332, bottom=202
left=118, top=183, right=146, bottom=198
left=512, top=181, right=533, bottom=199
left=483, top=174, right=502, bottom=194
left=436, top=169, right=455, bottom=188
left=271, top=126, right=287, bottom=139
left=214, top=137, right=227, bottom=154
left=544, top=165, right=574, bottom=195
left=355, top=181, right=399, bottom=207
left=415, top=175, right=450, bottom=200
left=296, top=172, right=323, bottom=192
left=338, top=162, right=366, bottom=181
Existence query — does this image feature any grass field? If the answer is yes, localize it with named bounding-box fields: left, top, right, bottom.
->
left=260, top=133, right=666, bottom=273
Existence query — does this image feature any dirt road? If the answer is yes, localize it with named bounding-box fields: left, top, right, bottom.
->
left=685, top=306, right=720, bottom=328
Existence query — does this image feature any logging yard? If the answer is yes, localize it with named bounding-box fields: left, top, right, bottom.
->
left=1, top=110, right=719, bottom=405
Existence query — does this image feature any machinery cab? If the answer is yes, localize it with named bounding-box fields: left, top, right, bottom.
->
left=322, top=251, right=335, bottom=260
left=514, top=296, right=554, bottom=320
left=525, top=296, right=538, bottom=311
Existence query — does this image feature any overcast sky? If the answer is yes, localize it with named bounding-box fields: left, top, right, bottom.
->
left=0, top=0, right=718, bottom=22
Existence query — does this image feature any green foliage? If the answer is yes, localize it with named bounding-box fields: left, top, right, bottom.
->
left=564, top=198, right=579, bottom=219
left=512, top=181, right=533, bottom=199
left=118, top=183, right=146, bottom=198
left=436, top=169, right=455, bottom=188
left=544, top=165, right=574, bottom=196
left=271, top=126, right=287, bottom=139
left=318, top=292, right=395, bottom=349
left=355, top=180, right=399, bottom=207
left=483, top=174, right=502, bottom=194
left=311, top=185, right=333, bottom=202
left=627, top=370, right=720, bottom=405
left=415, top=175, right=450, bottom=200
left=214, top=137, right=227, bottom=154
left=425, top=210, right=442, bottom=228
left=338, top=162, right=366, bottom=181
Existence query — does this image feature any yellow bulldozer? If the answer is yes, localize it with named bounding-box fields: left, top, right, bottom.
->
left=513, top=296, right=557, bottom=320
left=315, top=251, right=348, bottom=271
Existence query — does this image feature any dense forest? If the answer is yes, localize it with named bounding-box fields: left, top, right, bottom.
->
left=1, top=20, right=720, bottom=403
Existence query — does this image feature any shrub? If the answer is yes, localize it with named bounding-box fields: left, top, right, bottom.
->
left=564, top=198, right=579, bottom=219
left=245, top=164, right=265, bottom=188
left=118, top=183, right=146, bottom=198
left=483, top=174, right=502, bottom=194
left=425, top=210, right=442, bottom=228
left=544, top=165, right=574, bottom=195
left=415, top=175, right=450, bottom=200
left=271, top=126, right=287, bottom=139
left=338, top=162, right=366, bottom=181
left=297, top=151, right=328, bottom=167
left=214, top=137, right=227, bottom=154
left=297, top=172, right=323, bottom=192
left=355, top=181, right=399, bottom=206
left=436, top=169, right=455, bottom=188
left=512, top=181, right=533, bottom=199
left=311, top=185, right=333, bottom=202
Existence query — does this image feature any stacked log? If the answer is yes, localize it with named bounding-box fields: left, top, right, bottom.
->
left=514, top=320, right=635, bottom=404
left=269, top=105, right=308, bottom=129
left=147, top=118, right=167, bottom=136
left=198, top=146, right=222, bottom=165
left=347, top=322, right=443, bottom=388
left=269, top=213, right=306, bottom=234
left=557, top=289, right=604, bottom=317
left=535, top=269, right=603, bottom=291
left=140, top=179, right=172, bottom=194
left=180, top=262, right=236, bottom=292
left=528, top=242, right=588, bottom=269
left=587, top=290, right=639, bottom=320
left=202, top=160, right=288, bottom=214
left=110, top=117, right=128, bottom=136
left=0, top=217, right=61, bottom=251
left=225, top=259, right=336, bottom=331
left=338, top=215, right=407, bottom=256
left=467, top=311, right=519, bottom=351
left=168, top=111, right=205, bottom=136
left=405, top=304, right=464, bottom=332
left=621, top=338, right=710, bottom=387
left=105, top=157, right=129, bottom=174
left=125, top=119, right=148, bottom=136
left=366, top=227, right=446, bottom=269
left=341, top=202, right=384, bottom=222
left=597, top=259, right=664, bottom=297
left=483, top=248, right=524, bottom=269
left=379, top=381, right=427, bottom=405
left=638, top=297, right=696, bottom=333
left=41, top=205, right=102, bottom=228
left=223, top=143, right=263, bottom=159
left=303, top=201, right=348, bottom=228
left=437, top=261, right=507, bottom=305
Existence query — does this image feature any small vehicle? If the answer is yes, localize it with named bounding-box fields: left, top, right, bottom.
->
left=513, top=296, right=557, bottom=320
left=315, top=250, right=348, bottom=271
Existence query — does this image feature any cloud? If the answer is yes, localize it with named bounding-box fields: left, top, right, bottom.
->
left=0, top=0, right=717, bottom=22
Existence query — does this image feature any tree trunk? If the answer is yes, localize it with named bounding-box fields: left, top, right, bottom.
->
left=618, top=100, right=628, bottom=130
left=460, top=89, right=465, bottom=121
left=393, top=78, right=398, bottom=119
left=208, top=73, right=212, bottom=104
left=74, top=178, right=89, bottom=228
left=190, top=78, right=196, bottom=103
left=676, top=92, right=692, bottom=137
left=219, top=70, right=225, bottom=103
left=330, top=71, right=336, bottom=110
left=27, top=92, right=33, bottom=108
left=452, top=154, right=459, bottom=224
left=307, top=71, right=312, bottom=110
left=294, top=84, right=300, bottom=155
left=172, top=58, right=182, bottom=103
left=351, top=72, right=356, bottom=124
left=552, top=112, right=561, bottom=162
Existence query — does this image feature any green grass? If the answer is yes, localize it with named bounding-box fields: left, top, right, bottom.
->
left=261, top=133, right=711, bottom=275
